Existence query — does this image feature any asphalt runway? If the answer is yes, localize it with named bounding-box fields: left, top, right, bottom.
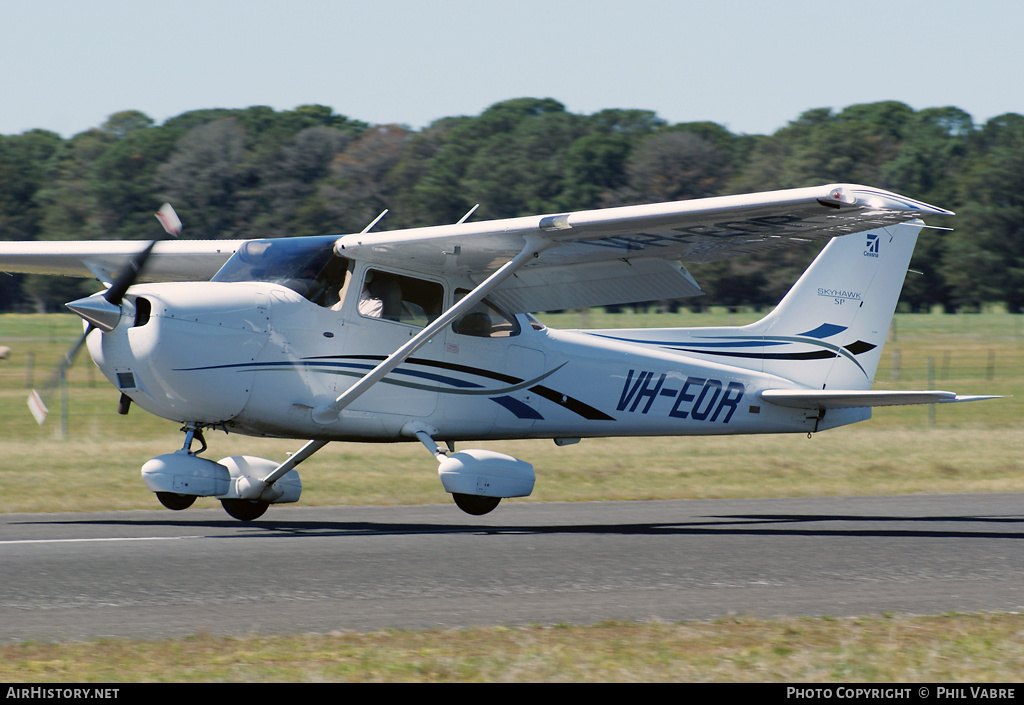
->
left=1, top=494, right=1022, bottom=643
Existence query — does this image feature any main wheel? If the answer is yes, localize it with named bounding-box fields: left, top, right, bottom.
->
left=156, top=492, right=196, bottom=511
left=452, top=493, right=501, bottom=516
left=220, top=498, right=270, bottom=521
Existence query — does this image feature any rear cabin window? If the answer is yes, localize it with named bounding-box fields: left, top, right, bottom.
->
left=451, top=289, right=520, bottom=338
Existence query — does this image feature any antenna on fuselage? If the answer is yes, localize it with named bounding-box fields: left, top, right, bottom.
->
left=455, top=204, right=479, bottom=225
left=360, top=210, right=388, bottom=234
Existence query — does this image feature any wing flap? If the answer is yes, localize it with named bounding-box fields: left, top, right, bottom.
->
left=761, top=389, right=1000, bottom=409
left=487, top=258, right=703, bottom=313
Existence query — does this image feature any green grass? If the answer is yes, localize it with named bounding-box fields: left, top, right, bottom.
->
left=2, top=614, right=1022, bottom=682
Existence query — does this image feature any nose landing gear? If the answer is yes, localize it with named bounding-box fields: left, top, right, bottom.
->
left=141, top=423, right=305, bottom=521
left=156, top=492, right=197, bottom=511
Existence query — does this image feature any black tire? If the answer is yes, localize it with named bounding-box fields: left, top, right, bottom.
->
left=220, top=498, right=270, bottom=521
left=452, top=493, right=501, bottom=516
left=156, top=492, right=196, bottom=511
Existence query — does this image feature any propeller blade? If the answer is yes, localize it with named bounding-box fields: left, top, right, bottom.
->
left=27, top=390, right=48, bottom=425
left=155, top=203, right=182, bottom=237
left=103, top=204, right=181, bottom=307
left=27, top=326, right=92, bottom=425
left=103, top=240, right=157, bottom=307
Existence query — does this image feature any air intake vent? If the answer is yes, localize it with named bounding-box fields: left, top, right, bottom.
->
left=133, top=297, right=151, bottom=327
left=116, top=371, right=137, bottom=390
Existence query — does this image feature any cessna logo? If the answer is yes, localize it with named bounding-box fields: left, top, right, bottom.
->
left=865, top=233, right=880, bottom=258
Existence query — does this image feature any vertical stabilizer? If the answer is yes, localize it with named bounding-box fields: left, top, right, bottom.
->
left=748, top=221, right=921, bottom=390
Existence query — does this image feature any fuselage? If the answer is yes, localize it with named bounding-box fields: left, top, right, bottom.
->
left=86, top=278, right=866, bottom=444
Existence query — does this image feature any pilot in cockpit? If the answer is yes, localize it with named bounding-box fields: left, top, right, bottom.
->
left=356, top=271, right=383, bottom=317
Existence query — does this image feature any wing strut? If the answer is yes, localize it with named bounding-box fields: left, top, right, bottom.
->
left=311, top=234, right=552, bottom=425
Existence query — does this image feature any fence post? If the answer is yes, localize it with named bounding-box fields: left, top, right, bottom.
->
left=927, top=356, right=935, bottom=427
left=25, top=352, right=34, bottom=389
left=59, top=367, right=68, bottom=441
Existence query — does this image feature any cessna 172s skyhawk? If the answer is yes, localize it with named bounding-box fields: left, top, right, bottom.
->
left=0, top=184, right=996, bottom=519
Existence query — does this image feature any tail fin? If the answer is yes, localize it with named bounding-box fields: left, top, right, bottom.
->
left=588, top=222, right=920, bottom=391
left=745, top=221, right=920, bottom=390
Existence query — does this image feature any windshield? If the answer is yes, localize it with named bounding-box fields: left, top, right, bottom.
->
left=212, top=236, right=350, bottom=307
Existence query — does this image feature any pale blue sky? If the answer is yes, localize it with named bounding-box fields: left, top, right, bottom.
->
left=2, top=0, right=1020, bottom=137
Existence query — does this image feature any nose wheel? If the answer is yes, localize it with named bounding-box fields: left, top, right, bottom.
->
left=156, top=492, right=197, bottom=511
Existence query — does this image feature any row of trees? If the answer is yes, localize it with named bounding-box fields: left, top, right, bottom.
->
left=1, top=99, right=1022, bottom=312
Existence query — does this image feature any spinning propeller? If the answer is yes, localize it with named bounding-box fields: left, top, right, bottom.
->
left=28, top=204, right=182, bottom=424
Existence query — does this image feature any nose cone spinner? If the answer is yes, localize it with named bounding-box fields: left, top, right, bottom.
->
left=66, top=293, right=123, bottom=332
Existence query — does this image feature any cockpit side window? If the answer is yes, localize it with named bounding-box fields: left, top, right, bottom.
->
left=359, top=269, right=444, bottom=327
left=451, top=289, right=521, bottom=338
left=317, top=256, right=351, bottom=309
left=212, top=236, right=350, bottom=308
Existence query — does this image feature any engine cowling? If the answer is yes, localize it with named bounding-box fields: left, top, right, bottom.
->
left=87, top=282, right=273, bottom=426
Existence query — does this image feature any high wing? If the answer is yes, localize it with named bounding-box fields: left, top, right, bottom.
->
left=0, top=184, right=949, bottom=311
left=0, top=240, right=245, bottom=285
left=335, top=183, right=952, bottom=313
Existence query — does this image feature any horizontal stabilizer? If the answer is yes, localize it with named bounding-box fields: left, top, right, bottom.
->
left=761, top=389, right=1001, bottom=410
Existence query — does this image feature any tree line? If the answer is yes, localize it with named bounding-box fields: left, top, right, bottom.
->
left=1, top=98, right=1021, bottom=313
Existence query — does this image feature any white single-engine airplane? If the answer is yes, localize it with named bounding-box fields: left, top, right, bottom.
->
left=0, top=184, right=997, bottom=520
